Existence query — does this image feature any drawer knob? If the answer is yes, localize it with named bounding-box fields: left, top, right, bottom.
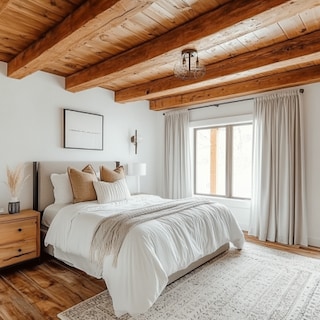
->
left=18, top=228, right=22, bottom=232
left=18, top=249, right=22, bottom=252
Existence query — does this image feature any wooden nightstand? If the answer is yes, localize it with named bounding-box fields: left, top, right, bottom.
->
left=0, top=209, right=40, bottom=268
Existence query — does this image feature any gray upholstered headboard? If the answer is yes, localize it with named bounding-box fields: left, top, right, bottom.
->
left=33, top=161, right=119, bottom=212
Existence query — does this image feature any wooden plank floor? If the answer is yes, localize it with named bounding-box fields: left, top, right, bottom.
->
left=0, top=255, right=105, bottom=320
left=1, top=237, right=319, bottom=320
left=244, top=232, right=320, bottom=259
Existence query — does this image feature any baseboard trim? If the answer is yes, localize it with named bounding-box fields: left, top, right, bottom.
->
left=308, top=237, right=320, bottom=248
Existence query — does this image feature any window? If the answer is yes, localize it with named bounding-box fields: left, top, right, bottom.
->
left=194, top=123, right=252, bottom=199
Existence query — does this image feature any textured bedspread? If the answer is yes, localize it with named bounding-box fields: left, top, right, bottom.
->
left=91, top=198, right=216, bottom=267
left=44, top=195, right=244, bottom=317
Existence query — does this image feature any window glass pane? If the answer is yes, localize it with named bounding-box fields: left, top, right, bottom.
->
left=195, top=127, right=226, bottom=196
left=232, top=124, right=252, bottom=198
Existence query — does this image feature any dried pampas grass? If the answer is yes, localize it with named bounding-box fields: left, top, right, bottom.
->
left=6, top=163, right=29, bottom=200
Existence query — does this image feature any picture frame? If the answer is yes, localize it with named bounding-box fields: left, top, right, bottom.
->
left=63, top=108, right=104, bottom=150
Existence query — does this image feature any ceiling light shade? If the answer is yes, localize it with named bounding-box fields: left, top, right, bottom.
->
left=174, top=49, right=206, bottom=80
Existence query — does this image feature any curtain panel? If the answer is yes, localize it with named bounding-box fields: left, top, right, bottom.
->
left=249, top=90, right=308, bottom=246
left=164, top=109, right=192, bottom=199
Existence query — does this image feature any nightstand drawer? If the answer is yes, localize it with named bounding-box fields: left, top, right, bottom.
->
left=0, top=239, right=38, bottom=268
left=0, top=218, right=37, bottom=245
left=0, top=210, right=40, bottom=269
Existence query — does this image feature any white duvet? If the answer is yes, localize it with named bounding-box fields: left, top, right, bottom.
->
left=44, top=194, right=244, bottom=317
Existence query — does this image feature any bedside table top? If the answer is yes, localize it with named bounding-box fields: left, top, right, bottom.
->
left=0, top=209, right=39, bottom=222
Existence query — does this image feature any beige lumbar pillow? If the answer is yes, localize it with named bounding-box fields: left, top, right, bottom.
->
left=100, top=165, right=125, bottom=182
left=67, top=165, right=98, bottom=203
left=93, top=179, right=131, bottom=204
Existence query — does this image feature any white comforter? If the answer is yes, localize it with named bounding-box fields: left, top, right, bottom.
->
left=44, top=195, right=244, bottom=317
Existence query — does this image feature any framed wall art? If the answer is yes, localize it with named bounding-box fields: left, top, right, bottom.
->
left=63, top=108, right=104, bottom=150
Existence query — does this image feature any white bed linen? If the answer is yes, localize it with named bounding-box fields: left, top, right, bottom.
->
left=42, top=203, right=68, bottom=227
left=44, top=195, right=244, bottom=317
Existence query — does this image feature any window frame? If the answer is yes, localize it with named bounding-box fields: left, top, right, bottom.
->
left=191, top=116, right=253, bottom=200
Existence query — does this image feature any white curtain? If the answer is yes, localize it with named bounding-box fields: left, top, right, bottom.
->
left=249, top=90, right=308, bottom=246
left=164, top=109, right=192, bottom=199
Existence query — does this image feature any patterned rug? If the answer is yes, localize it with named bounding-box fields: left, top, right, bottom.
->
left=58, top=242, right=320, bottom=320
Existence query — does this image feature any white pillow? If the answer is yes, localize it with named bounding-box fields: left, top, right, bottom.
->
left=93, top=179, right=131, bottom=204
left=50, top=173, right=73, bottom=204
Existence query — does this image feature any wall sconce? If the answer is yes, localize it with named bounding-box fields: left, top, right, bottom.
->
left=128, top=162, right=146, bottom=193
left=130, top=129, right=143, bottom=154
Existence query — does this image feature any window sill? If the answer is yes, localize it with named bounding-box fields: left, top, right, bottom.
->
left=194, top=194, right=251, bottom=209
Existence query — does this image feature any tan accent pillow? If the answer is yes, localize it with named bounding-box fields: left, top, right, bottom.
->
left=100, top=165, right=125, bottom=182
left=67, top=165, right=98, bottom=203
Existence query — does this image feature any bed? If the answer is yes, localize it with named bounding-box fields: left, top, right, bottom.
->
left=33, top=161, right=244, bottom=317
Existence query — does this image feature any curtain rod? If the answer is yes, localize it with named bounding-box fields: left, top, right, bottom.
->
left=188, top=89, right=304, bottom=112
left=162, top=98, right=252, bottom=115
left=162, top=89, right=304, bottom=115
left=188, top=97, right=253, bottom=111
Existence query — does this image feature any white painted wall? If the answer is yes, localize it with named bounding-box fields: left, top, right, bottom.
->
left=189, top=87, right=320, bottom=247
left=303, top=83, right=320, bottom=247
left=0, top=62, right=161, bottom=211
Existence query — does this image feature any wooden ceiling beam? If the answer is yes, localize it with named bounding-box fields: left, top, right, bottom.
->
left=115, top=29, right=320, bottom=102
left=66, top=0, right=312, bottom=92
left=0, top=0, right=11, bottom=15
left=149, top=65, right=320, bottom=111
left=7, top=0, right=152, bottom=79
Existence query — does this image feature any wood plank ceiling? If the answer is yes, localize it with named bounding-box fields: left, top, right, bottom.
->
left=1, top=0, right=320, bottom=111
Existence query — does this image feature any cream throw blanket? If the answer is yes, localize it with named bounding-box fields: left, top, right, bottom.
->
left=90, top=198, right=214, bottom=267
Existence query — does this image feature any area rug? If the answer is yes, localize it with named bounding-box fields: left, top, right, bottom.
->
left=58, top=242, right=320, bottom=320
